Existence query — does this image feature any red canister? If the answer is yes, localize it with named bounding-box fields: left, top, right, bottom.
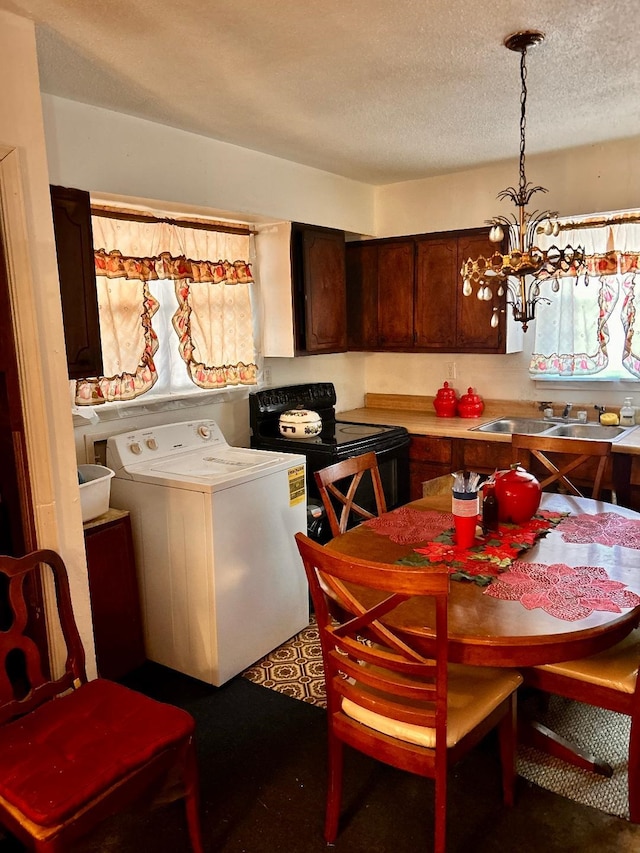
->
left=457, top=387, right=485, bottom=418
left=433, top=382, right=458, bottom=418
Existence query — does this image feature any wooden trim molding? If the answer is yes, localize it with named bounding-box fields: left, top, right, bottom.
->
left=0, top=144, right=65, bottom=674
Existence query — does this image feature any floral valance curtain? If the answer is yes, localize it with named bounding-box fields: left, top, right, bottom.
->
left=529, top=220, right=640, bottom=378
left=75, top=216, right=258, bottom=405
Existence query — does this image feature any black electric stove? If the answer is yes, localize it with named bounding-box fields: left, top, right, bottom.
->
left=249, top=383, right=410, bottom=539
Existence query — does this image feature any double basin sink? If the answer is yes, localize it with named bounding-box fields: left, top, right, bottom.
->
left=472, top=416, right=635, bottom=442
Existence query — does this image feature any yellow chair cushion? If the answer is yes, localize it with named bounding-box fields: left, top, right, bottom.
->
left=341, top=663, right=522, bottom=749
left=533, top=627, right=640, bottom=694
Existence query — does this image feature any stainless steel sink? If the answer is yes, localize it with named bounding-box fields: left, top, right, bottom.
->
left=473, top=417, right=635, bottom=441
left=474, top=417, right=556, bottom=435
left=545, top=423, right=627, bottom=440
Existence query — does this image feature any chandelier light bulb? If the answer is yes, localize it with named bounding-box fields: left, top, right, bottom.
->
left=489, top=225, right=504, bottom=243
left=543, top=220, right=554, bottom=236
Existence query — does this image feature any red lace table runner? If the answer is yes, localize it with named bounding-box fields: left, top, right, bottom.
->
left=394, top=511, right=566, bottom=586
left=557, top=512, right=640, bottom=549
left=484, top=560, right=640, bottom=621
left=362, top=507, right=454, bottom=544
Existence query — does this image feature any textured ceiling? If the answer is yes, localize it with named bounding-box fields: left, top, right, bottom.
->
left=2, top=0, right=640, bottom=185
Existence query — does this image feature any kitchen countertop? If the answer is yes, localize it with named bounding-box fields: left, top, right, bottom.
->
left=337, top=393, right=640, bottom=456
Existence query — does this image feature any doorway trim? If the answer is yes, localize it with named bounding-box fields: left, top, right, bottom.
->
left=0, top=142, right=64, bottom=672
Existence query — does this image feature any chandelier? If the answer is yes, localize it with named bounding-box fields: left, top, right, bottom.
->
left=460, top=31, right=586, bottom=332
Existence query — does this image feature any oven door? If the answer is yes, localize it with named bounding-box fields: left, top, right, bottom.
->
left=376, top=440, right=410, bottom=510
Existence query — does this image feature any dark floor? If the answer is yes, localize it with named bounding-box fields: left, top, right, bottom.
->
left=2, top=662, right=639, bottom=852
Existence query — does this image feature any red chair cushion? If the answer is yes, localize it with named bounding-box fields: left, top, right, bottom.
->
left=0, top=678, right=195, bottom=826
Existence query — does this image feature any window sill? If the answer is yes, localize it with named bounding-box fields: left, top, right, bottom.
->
left=72, top=386, right=252, bottom=427
left=533, top=378, right=640, bottom=390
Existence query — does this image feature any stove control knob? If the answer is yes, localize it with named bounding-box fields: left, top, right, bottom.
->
left=129, top=442, right=142, bottom=455
left=145, top=437, right=158, bottom=450
left=197, top=424, right=211, bottom=439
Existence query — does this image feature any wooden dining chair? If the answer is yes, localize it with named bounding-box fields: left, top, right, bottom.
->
left=0, top=549, right=204, bottom=852
left=295, top=532, right=522, bottom=853
left=523, top=627, right=640, bottom=822
left=314, top=451, right=387, bottom=538
left=511, top=433, right=612, bottom=499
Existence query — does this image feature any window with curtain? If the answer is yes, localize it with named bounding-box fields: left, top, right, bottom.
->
left=529, top=215, right=640, bottom=382
left=74, top=214, right=259, bottom=406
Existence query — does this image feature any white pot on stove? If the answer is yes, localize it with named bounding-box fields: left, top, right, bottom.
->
left=279, top=408, right=322, bottom=438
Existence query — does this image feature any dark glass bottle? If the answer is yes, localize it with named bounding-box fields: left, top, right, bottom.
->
left=482, top=481, right=499, bottom=533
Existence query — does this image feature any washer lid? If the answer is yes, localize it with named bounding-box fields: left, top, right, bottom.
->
left=157, top=447, right=276, bottom=478
left=118, top=446, right=305, bottom=492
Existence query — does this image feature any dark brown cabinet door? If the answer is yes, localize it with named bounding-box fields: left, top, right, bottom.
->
left=292, top=223, right=347, bottom=354
left=84, top=511, right=146, bottom=680
left=377, top=240, right=414, bottom=347
left=408, top=435, right=454, bottom=501
left=414, top=237, right=457, bottom=349
left=346, top=242, right=379, bottom=349
left=456, top=232, right=504, bottom=351
left=50, top=185, right=103, bottom=379
left=345, top=228, right=507, bottom=354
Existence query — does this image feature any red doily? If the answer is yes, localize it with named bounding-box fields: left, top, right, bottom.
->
left=557, top=512, right=640, bottom=549
left=484, top=560, right=640, bottom=621
left=362, top=507, right=454, bottom=544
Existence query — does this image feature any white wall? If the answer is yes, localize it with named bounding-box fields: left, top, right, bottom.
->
left=43, top=95, right=375, bottom=236
left=367, top=136, right=640, bottom=408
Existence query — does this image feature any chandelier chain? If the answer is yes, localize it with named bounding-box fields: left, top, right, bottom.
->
left=519, top=46, right=528, bottom=202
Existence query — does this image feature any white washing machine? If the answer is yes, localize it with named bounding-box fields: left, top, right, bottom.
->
left=106, top=419, right=308, bottom=686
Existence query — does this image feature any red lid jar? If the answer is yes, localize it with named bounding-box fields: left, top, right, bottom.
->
left=433, top=382, right=458, bottom=418
left=457, top=387, right=485, bottom=418
left=494, top=464, right=542, bottom=524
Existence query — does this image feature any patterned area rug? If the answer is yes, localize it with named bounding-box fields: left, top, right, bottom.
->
left=243, top=618, right=326, bottom=706
left=243, top=620, right=630, bottom=821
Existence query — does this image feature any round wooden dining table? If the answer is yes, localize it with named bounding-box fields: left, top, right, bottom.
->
left=326, top=492, right=640, bottom=668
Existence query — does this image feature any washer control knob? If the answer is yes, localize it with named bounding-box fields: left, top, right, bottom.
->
left=145, top=437, right=158, bottom=450
left=197, top=425, right=211, bottom=439
left=129, top=442, right=142, bottom=455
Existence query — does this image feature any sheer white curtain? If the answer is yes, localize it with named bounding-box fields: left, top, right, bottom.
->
left=614, top=222, right=640, bottom=378
left=530, top=220, right=640, bottom=379
left=75, top=216, right=258, bottom=405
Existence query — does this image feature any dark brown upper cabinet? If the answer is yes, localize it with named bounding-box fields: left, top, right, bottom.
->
left=346, top=227, right=510, bottom=354
left=50, top=185, right=103, bottom=379
left=291, top=223, right=347, bottom=355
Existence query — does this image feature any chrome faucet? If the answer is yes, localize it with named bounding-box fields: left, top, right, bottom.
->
left=561, top=403, right=573, bottom=420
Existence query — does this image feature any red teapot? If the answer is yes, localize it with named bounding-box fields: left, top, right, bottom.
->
left=433, top=382, right=458, bottom=418
left=457, top=387, right=485, bottom=418
left=494, top=464, right=541, bottom=524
